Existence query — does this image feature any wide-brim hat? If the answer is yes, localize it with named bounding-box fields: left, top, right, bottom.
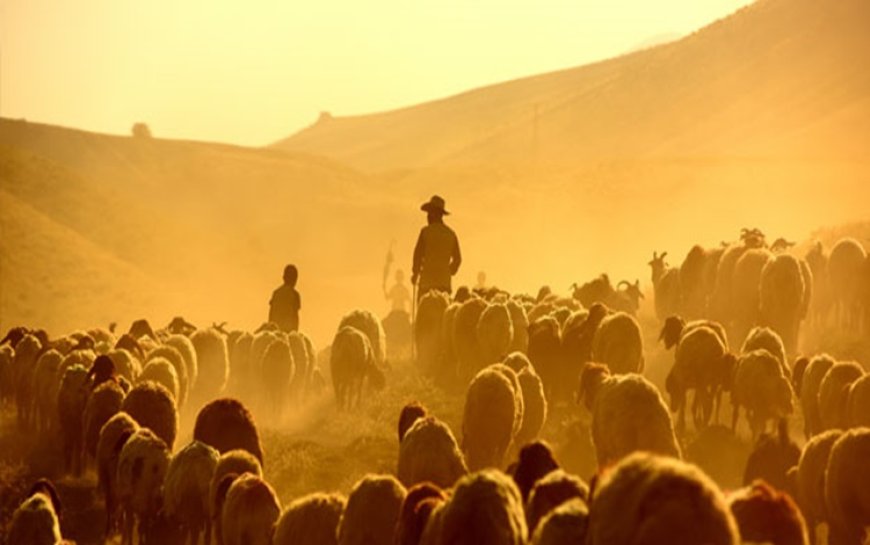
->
left=421, top=195, right=449, bottom=215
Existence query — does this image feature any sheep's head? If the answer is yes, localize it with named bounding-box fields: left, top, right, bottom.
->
left=454, top=286, right=472, bottom=303
left=770, top=238, right=795, bottom=253
left=648, top=251, right=668, bottom=280
left=0, top=326, right=29, bottom=348
left=577, top=363, right=610, bottom=410
left=398, top=402, right=428, bottom=442
left=129, top=319, right=157, bottom=340
left=658, top=316, right=685, bottom=350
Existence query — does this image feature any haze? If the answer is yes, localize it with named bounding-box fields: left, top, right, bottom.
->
left=3, top=0, right=751, bottom=145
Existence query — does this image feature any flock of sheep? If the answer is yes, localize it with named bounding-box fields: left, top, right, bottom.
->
left=1, top=228, right=869, bottom=545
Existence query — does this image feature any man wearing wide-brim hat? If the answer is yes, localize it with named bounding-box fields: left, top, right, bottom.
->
left=412, top=195, right=462, bottom=298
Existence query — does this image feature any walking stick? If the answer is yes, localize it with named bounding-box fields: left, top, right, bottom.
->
left=411, top=279, right=417, bottom=363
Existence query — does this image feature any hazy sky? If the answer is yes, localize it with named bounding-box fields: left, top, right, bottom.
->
left=3, top=0, right=753, bottom=146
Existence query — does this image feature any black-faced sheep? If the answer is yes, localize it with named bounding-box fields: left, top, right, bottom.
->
left=194, top=397, right=264, bottom=465
left=57, top=363, right=90, bottom=475
left=337, top=474, right=406, bottom=545
left=760, top=254, right=808, bottom=356
left=330, top=325, right=384, bottom=410
left=827, top=238, right=866, bottom=331
left=462, top=366, right=519, bottom=470
left=210, top=449, right=263, bottom=545
left=395, top=483, right=446, bottom=545
left=818, top=361, right=864, bottom=431
left=727, top=480, right=808, bottom=545
left=586, top=452, right=740, bottom=545
left=83, top=379, right=125, bottom=462
left=6, top=480, right=64, bottom=545
left=273, top=492, right=346, bottom=545
left=525, top=469, right=588, bottom=534
left=121, top=379, right=178, bottom=450
left=799, top=354, right=835, bottom=439
left=742, top=419, right=800, bottom=491
left=793, top=429, right=843, bottom=545
left=221, top=473, right=281, bottom=545
left=339, top=309, right=387, bottom=366
left=190, top=328, right=229, bottom=405
left=530, top=497, right=589, bottom=545
left=415, top=291, right=450, bottom=375
left=163, top=440, right=220, bottom=545
left=578, top=364, right=681, bottom=467
left=117, top=428, right=171, bottom=545
left=397, top=415, right=468, bottom=489
left=591, top=311, right=644, bottom=374
left=823, top=427, right=870, bottom=545
left=731, top=349, right=794, bottom=439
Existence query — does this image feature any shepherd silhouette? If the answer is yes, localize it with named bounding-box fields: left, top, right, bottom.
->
left=269, top=264, right=301, bottom=332
left=412, top=195, right=462, bottom=298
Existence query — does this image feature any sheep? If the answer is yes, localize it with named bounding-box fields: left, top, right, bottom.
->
left=827, top=237, right=867, bottom=330
left=799, top=354, right=835, bottom=439
left=461, top=366, right=519, bottom=470
left=476, top=303, right=514, bottom=368
left=260, top=336, right=294, bottom=419
left=667, top=325, right=735, bottom=431
left=210, top=449, right=263, bottom=545
left=249, top=329, right=282, bottom=393
left=287, top=331, right=311, bottom=402
left=514, top=366, right=547, bottom=449
left=503, top=351, right=531, bottom=373
left=273, top=492, right=346, bottom=545
left=525, top=469, right=588, bottom=534
left=732, top=248, right=773, bottom=339
left=793, top=429, right=843, bottom=545
left=336, top=474, right=406, bottom=545
left=649, top=250, right=682, bottom=321
left=0, top=343, right=14, bottom=406
left=435, top=469, right=527, bottom=545
left=397, top=415, right=468, bottom=489
left=330, top=325, right=384, bottom=410
left=163, top=440, right=220, bottom=545
left=190, top=328, right=229, bottom=404
left=227, top=331, right=253, bottom=395
left=164, top=333, right=197, bottom=384
left=32, top=348, right=63, bottom=433
left=578, top=364, right=681, bottom=467
left=680, top=245, right=712, bottom=318
left=659, top=315, right=729, bottom=350
left=741, top=326, right=789, bottom=377
left=710, top=242, right=751, bottom=324
left=510, top=441, right=560, bottom=503
left=12, top=333, right=43, bottom=428
left=804, top=241, right=831, bottom=326
left=96, top=411, right=139, bottom=538
left=56, top=363, right=90, bottom=475
left=818, top=361, right=864, bottom=431
left=586, top=452, right=740, bottom=545
left=194, top=398, right=264, bottom=464
left=415, top=291, right=450, bottom=375
left=6, top=480, right=64, bottom=545
left=731, top=349, right=794, bottom=439
left=742, top=419, right=800, bottom=491
left=117, top=428, right=171, bottom=545
left=83, top=379, right=125, bottom=462
left=529, top=497, right=589, bottom=545
left=527, top=316, right=562, bottom=403
left=453, top=297, right=488, bottom=381
left=146, top=344, right=189, bottom=406
left=846, top=374, right=870, bottom=427
left=221, top=473, right=281, bottom=545
left=439, top=302, right=461, bottom=378
left=398, top=401, right=428, bottom=442
left=395, top=483, right=446, bottom=545
left=727, top=480, right=808, bottom=545
left=506, top=300, right=529, bottom=354
left=823, top=427, right=870, bottom=545
left=138, top=356, right=180, bottom=402
left=107, top=348, right=141, bottom=383
left=338, top=309, right=387, bottom=366
left=121, top=380, right=178, bottom=450
left=590, top=311, right=644, bottom=374
left=489, top=363, right=524, bottom=440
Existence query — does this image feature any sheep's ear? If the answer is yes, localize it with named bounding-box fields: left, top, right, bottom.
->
left=661, top=251, right=667, bottom=259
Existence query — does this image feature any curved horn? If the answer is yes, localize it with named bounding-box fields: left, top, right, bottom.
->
left=617, top=280, right=630, bottom=290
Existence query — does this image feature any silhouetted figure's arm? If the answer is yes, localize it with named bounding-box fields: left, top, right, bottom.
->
left=412, top=228, right=425, bottom=284
left=450, top=234, right=462, bottom=275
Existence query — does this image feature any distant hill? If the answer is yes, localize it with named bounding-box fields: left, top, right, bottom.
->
left=274, top=0, right=870, bottom=171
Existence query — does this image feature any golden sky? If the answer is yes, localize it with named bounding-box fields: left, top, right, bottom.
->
left=2, top=0, right=753, bottom=146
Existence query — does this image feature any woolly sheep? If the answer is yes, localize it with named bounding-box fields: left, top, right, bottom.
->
left=741, top=326, right=790, bottom=377
left=166, top=333, right=198, bottom=387
left=339, top=309, right=387, bottom=366
left=462, top=366, right=519, bottom=470
left=727, top=480, right=808, bottom=545
left=138, top=356, right=180, bottom=402
left=659, top=315, right=729, bottom=351
left=799, top=354, right=835, bottom=439
left=439, top=302, right=461, bottom=377
left=397, top=415, right=468, bottom=489
left=395, top=483, right=446, bottom=545
left=436, top=469, right=527, bottom=545
left=827, top=238, right=866, bottom=330
left=194, top=398, right=264, bottom=464
left=590, top=311, right=644, bottom=374
left=107, top=348, right=141, bottom=383
left=261, top=336, right=294, bottom=418
left=489, top=363, right=525, bottom=440
left=511, top=441, right=560, bottom=503
left=190, top=328, right=229, bottom=404
left=525, top=469, right=588, bottom=534
left=649, top=251, right=681, bottom=321
left=587, top=452, right=740, bottom=545
left=453, top=297, right=488, bottom=381
left=818, top=361, right=864, bottom=431
left=794, top=429, right=843, bottom=545
left=121, top=380, right=178, bottom=449
left=398, top=401, right=428, bottom=442
left=117, top=428, right=171, bottom=545
left=731, top=349, right=794, bottom=438
left=742, top=420, right=800, bottom=491
left=416, top=291, right=450, bottom=375
left=32, top=349, right=63, bottom=433
left=57, top=363, right=90, bottom=475
left=12, top=333, right=43, bottom=428
left=846, top=374, right=870, bottom=428
left=527, top=316, right=561, bottom=402
left=163, top=440, right=220, bottom=545
left=515, top=367, right=547, bottom=449
left=83, top=379, right=125, bottom=461
left=578, top=364, right=681, bottom=467
left=503, top=351, right=531, bottom=373
left=337, top=474, right=406, bottom=545
left=760, top=254, right=807, bottom=356
left=210, top=449, right=263, bottom=544
left=221, top=473, right=281, bottom=545
left=330, top=326, right=383, bottom=410
left=530, top=497, right=588, bottom=545
left=6, top=483, right=63, bottom=545
left=146, top=345, right=189, bottom=406
left=96, top=411, right=139, bottom=538
left=506, top=300, right=529, bottom=354
left=476, top=303, right=514, bottom=368
left=0, top=343, right=14, bottom=405
left=823, top=427, right=870, bottom=545
left=228, top=331, right=253, bottom=394
left=732, top=248, right=773, bottom=337
left=679, top=245, right=712, bottom=318
left=273, top=492, right=346, bottom=545
left=287, top=331, right=311, bottom=402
